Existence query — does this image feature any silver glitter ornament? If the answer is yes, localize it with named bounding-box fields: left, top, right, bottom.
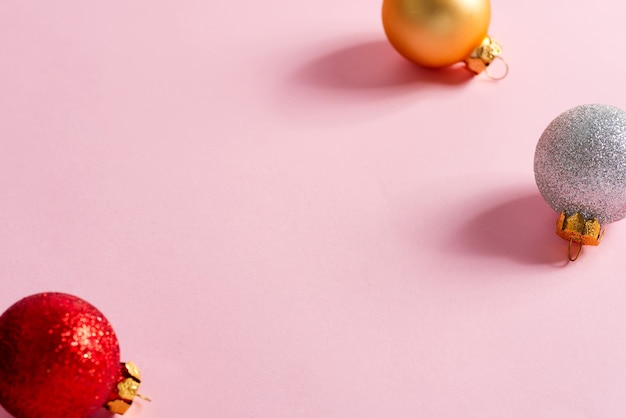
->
left=534, top=104, right=626, bottom=259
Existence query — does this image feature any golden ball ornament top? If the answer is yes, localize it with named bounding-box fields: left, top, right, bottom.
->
left=381, top=0, right=507, bottom=79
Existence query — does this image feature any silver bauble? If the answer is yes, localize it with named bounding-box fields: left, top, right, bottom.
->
left=534, top=104, right=626, bottom=225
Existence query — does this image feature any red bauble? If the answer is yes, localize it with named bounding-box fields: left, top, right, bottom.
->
left=0, top=293, right=121, bottom=418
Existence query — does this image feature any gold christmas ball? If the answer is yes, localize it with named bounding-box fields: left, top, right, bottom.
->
left=382, top=0, right=491, bottom=68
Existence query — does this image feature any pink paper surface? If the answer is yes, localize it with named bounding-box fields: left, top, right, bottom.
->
left=2, top=1, right=626, bottom=417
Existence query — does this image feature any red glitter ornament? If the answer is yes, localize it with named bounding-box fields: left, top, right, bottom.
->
left=0, top=293, right=142, bottom=418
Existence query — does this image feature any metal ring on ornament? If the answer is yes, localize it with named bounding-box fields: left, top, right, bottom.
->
left=484, top=56, right=509, bottom=81
left=568, top=238, right=583, bottom=262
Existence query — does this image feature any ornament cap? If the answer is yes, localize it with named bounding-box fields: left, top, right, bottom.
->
left=465, top=36, right=508, bottom=80
left=104, top=361, right=144, bottom=415
left=556, top=212, right=603, bottom=246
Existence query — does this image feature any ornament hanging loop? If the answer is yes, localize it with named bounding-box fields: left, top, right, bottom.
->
left=484, top=56, right=509, bottom=81
left=568, top=238, right=583, bottom=262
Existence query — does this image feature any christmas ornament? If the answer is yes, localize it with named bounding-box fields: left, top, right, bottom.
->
left=534, top=104, right=626, bottom=261
left=381, top=0, right=507, bottom=79
left=0, top=292, right=146, bottom=418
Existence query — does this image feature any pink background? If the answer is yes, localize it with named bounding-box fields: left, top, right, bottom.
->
left=2, top=1, right=626, bottom=417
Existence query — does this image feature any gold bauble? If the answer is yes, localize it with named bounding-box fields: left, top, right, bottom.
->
left=382, top=0, right=491, bottom=68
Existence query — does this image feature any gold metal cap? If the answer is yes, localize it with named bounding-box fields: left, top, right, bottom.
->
left=104, top=362, right=143, bottom=415
left=465, top=37, right=508, bottom=80
left=556, top=212, right=604, bottom=261
left=556, top=212, right=603, bottom=246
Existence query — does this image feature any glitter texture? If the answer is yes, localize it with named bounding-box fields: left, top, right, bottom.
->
left=534, top=104, right=626, bottom=224
left=0, top=293, right=121, bottom=418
